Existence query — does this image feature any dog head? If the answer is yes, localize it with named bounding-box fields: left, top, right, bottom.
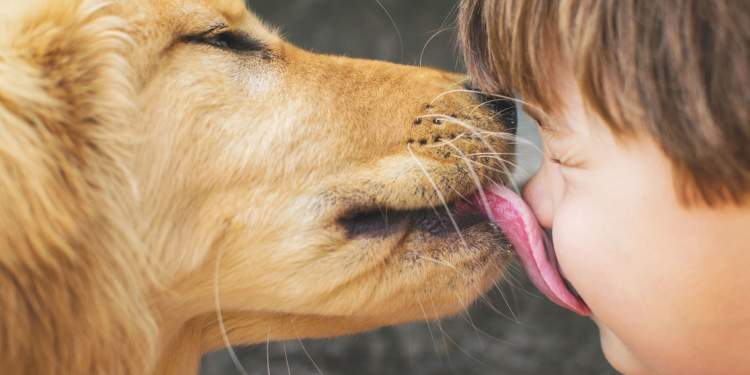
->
left=0, top=0, right=518, bottom=373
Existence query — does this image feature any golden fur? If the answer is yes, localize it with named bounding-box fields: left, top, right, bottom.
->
left=0, top=0, right=515, bottom=374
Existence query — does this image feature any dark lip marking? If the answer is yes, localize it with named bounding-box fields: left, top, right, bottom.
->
left=338, top=200, right=487, bottom=239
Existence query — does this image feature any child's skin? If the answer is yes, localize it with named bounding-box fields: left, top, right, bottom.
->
left=457, top=1, right=749, bottom=372
left=520, top=78, right=750, bottom=374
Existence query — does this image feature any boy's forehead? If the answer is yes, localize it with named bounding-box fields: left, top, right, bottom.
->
left=525, top=78, right=596, bottom=138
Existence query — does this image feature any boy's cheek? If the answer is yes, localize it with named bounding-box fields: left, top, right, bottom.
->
left=553, top=210, right=653, bottom=375
left=551, top=202, right=615, bottom=311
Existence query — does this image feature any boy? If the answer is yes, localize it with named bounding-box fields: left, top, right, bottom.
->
left=459, top=1, right=750, bottom=374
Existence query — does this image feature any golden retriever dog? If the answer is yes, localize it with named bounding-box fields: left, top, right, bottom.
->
left=0, top=0, right=519, bottom=374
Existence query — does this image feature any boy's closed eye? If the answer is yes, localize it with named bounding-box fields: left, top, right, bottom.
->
left=530, top=117, right=586, bottom=170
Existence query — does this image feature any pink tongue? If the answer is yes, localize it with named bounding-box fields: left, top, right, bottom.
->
left=476, top=185, right=590, bottom=316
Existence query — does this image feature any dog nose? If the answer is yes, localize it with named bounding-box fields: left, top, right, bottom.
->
left=465, top=84, right=518, bottom=135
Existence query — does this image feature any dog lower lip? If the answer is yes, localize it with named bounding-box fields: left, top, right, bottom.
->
left=338, top=200, right=485, bottom=239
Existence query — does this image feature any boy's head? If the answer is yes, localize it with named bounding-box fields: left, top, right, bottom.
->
left=459, top=1, right=750, bottom=374
left=461, top=0, right=749, bottom=205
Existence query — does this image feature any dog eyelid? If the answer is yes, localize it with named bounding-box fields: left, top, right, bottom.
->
left=182, top=27, right=268, bottom=55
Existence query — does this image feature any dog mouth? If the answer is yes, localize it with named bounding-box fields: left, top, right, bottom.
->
left=336, top=184, right=590, bottom=316
left=337, top=198, right=487, bottom=239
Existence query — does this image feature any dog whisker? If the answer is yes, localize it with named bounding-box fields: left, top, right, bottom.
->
left=438, top=141, right=505, bottom=240
left=467, top=151, right=516, bottom=157
left=452, top=291, right=486, bottom=349
left=428, top=89, right=484, bottom=106
left=452, top=290, right=515, bottom=346
left=436, top=2, right=459, bottom=34
left=463, top=158, right=530, bottom=187
left=473, top=130, right=544, bottom=155
left=426, top=296, right=453, bottom=361
left=266, top=335, right=271, bottom=375
left=407, top=145, right=471, bottom=249
left=297, top=339, right=325, bottom=375
left=417, top=299, right=443, bottom=358
left=283, top=342, right=292, bottom=375
left=373, top=0, right=404, bottom=63
left=430, top=116, right=517, bottom=201
left=440, top=117, right=522, bottom=193
left=423, top=132, right=474, bottom=149
left=428, top=295, right=484, bottom=368
left=421, top=124, right=526, bottom=323
left=477, top=286, right=520, bottom=323
left=417, top=255, right=458, bottom=270
left=419, top=27, right=454, bottom=67
left=213, top=249, right=251, bottom=375
left=467, top=94, right=531, bottom=110
left=434, top=141, right=522, bottom=324
left=420, top=122, right=518, bottom=328
left=491, top=279, right=521, bottom=323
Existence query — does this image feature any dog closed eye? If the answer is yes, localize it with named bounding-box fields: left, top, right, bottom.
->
left=182, top=29, right=267, bottom=54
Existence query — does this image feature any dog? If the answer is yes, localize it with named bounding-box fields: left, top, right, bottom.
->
left=0, top=0, right=517, bottom=373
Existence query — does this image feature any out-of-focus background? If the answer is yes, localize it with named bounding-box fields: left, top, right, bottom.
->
left=201, top=1, right=617, bottom=374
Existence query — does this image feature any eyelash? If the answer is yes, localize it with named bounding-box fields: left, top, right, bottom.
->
left=183, top=30, right=267, bottom=54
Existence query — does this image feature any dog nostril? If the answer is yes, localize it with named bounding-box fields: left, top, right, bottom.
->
left=407, top=138, right=415, bottom=145
left=418, top=138, right=428, bottom=145
left=433, top=135, right=442, bottom=143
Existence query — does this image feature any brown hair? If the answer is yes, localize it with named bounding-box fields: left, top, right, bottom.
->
left=460, top=0, right=750, bottom=206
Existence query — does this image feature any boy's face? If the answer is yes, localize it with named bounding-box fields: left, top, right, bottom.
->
left=523, top=81, right=750, bottom=375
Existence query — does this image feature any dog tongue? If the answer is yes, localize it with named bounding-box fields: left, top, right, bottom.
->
left=475, top=185, right=590, bottom=316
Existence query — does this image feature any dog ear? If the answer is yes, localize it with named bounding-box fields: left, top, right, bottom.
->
left=0, top=1, right=157, bottom=373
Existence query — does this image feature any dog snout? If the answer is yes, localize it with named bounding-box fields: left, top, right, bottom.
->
left=464, top=84, right=518, bottom=135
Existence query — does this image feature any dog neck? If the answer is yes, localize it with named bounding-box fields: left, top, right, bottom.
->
left=150, top=308, right=388, bottom=375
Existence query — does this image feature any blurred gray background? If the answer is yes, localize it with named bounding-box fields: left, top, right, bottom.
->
left=201, top=1, right=617, bottom=374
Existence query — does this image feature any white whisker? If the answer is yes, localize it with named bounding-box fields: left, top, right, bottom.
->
left=213, top=249, right=250, bottom=375
left=476, top=285, right=520, bottom=323
left=429, top=89, right=483, bottom=105
left=374, top=0, right=404, bottom=63
left=298, top=339, right=325, bottom=375
left=491, top=279, right=520, bottom=323
left=441, top=116, right=522, bottom=193
left=419, top=27, right=453, bottom=67
left=432, top=134, right=522, bottom=324
left=452, top=292, right=485, bottom=350
left=418, top=255, right=457, bottom=269
left=407, top=145, right=470, bottom=249
left=266, top=335, right=271, bottom=375
left=283, top=342, right=292, bottom=375
left=417, top=299, right=442, bottom=358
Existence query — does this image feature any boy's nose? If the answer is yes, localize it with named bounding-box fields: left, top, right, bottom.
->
left=521, top=167, right=555, bottom=229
